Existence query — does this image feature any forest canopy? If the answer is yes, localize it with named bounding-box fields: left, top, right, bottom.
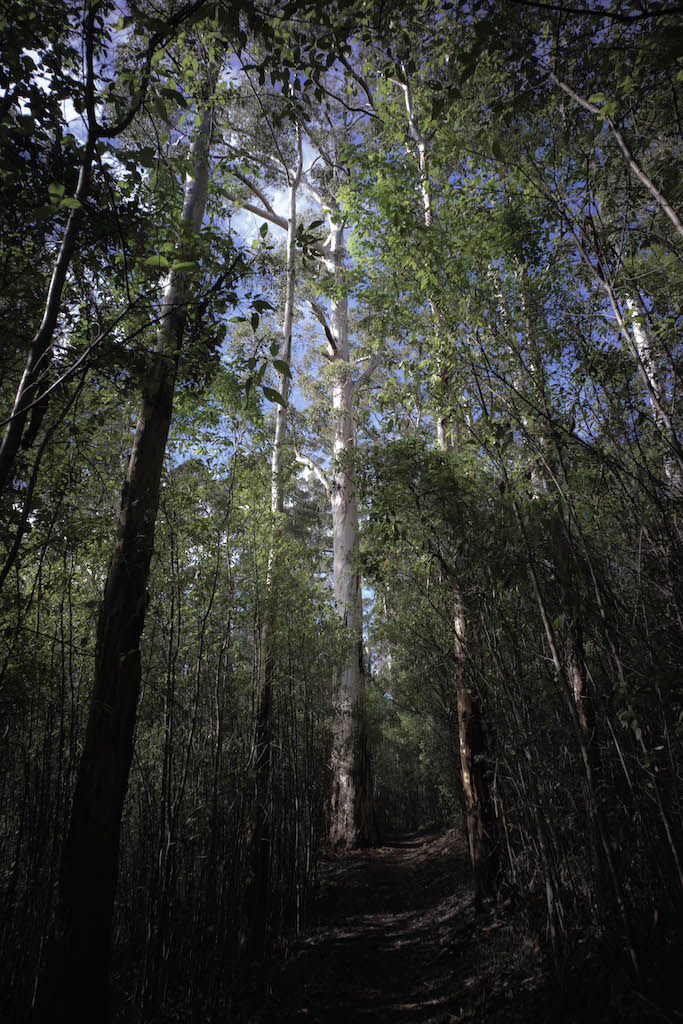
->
left=0, top=0, right=681, bottom=1020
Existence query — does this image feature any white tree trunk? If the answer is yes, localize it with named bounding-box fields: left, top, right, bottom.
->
left=326, top=219, right=376, bottom=847
left=625, top=295, right=682, bottom=493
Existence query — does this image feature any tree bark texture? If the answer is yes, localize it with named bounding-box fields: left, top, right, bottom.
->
left=34, top=106, right=212, bottom=1022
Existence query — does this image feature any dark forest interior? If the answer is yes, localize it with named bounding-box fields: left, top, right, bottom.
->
left=0, top=1, right=682, bottom=1020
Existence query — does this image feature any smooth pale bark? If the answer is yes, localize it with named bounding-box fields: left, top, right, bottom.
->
left=613, top=290, right=683, bottom=476
left=625, top=295, right=682, bottom=493
left=571, top=227, right=683, bottom=478
left=234, top=122, right=378, bottom=849
left=326, top=217, right=378, bottom=849
left=240, top=135, right=302, bottom=956
left=34, top=105, right=213, bottom=1023
left=395, top=70, right=433, bottom=228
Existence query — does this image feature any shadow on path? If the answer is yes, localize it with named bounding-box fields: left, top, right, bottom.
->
left=238, top=829, right=682, bottom=1024
left=247, top=829, right=535, bottom=1023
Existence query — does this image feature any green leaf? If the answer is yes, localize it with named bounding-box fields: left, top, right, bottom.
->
left=171, top=261, right=198, bottom=272
left=272, top=358, right=292, bottom=378
left=151, top=49, right=165, bottom=66
left=60, top=197, right=82, bottom=209
left=143, top=254, right=170, bottom=268
left=262, top=385, right=287, bottom=408
left=48, top=183, right=65, bottom=197
left=259, top=222, right=268, bottom=237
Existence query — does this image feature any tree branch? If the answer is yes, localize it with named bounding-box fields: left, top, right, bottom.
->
left=353, top=353, right=381, bottom=394
left=240, top=202, right=288, bottom=233
left=337, top=53, right=378, bottom=113
left=510, top=0, right=683, bottom=22
left=230, top=168, right=280, bottom=217
left=295, top=449, right=331, bottom=497
left=548, top=71, right=683, bottom=242
left=308, top=299, right=338, bottom=359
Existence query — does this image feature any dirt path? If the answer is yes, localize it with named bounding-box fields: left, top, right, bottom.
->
left=238, top=829, right=680, bottom=1024
left=247, top=829, right=541, bottom=1023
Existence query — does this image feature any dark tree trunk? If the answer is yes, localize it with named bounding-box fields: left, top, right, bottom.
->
left=33, top=107, right=212, bottom=1022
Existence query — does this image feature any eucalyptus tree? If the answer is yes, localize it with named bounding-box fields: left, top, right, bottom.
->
left=224, top=49, right=381, bottom=847
left=335, top=12, right=504, bottom=894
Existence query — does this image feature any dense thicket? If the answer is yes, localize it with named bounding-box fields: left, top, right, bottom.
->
left=0, top=0, right=681, bottom=1020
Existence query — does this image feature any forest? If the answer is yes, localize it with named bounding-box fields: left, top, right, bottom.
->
left=0, top=0, right=681, bottom=1020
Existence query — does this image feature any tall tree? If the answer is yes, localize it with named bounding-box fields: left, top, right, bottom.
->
left=34, top=64, right=217, bottom=1021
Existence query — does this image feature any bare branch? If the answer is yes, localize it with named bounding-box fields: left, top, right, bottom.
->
left=240, top=201, right=289, bottom=233
left=295, top=450, right=331, bottom=497
left=548, top=71, right=683, bottom=242
left=308, top=300, right=338, bottom=358
left=230, top=169, right=279, bottom=217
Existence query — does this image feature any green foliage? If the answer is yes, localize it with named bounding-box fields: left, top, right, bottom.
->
left=0, top=1, right=682, bottom=1017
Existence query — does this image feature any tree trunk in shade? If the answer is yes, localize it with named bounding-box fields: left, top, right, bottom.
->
left=33, top=102, right=213, bottom=1023
left=453, top=591, right=498, bottom=905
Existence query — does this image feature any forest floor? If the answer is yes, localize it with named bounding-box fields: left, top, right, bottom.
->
left=236, top=828, right=682, bottom=1024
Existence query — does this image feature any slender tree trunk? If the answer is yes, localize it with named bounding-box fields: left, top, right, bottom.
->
left=572, top=227, right=683, bottom=477
left=625, top=294, right=682, bottom=493
left=549, top=73, right=683, bottom=243
left=0, top=142, right=93, bottom=496
left=33, top=104, right=213, bottom=1023
left=453, top=591, right=497, bottom=905
left=0, top=1, right=208, bottom=495
left=240, top=135, right=302, bottom=956
left=525, top=540, right=640, bottom=978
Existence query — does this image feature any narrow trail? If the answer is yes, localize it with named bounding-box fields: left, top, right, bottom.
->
left=239, top=829, right=680, bottom=1024
left=245, top=830, right=543, bottom=1023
